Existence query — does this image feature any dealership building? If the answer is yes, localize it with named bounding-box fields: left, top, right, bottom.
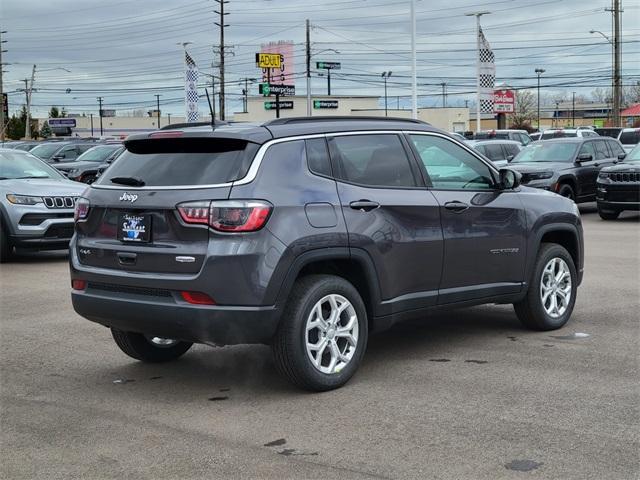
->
left=36, top=95, right=470, bottom=138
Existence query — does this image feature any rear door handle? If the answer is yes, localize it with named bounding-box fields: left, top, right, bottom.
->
left=444, top=201, right=469, bottom=213
left=349, top=200, right=380, bottom=212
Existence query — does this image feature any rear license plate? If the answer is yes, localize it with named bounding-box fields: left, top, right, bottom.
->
left=118, top=213, right=151, bottom=242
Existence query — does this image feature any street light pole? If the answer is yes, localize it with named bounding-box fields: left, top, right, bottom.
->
left=535, top=68, right=545, bottom=130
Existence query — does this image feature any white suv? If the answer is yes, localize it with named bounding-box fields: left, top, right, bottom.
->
left=541, top=128, right=599, bottom=140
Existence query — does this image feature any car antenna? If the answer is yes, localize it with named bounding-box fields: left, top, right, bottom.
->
left=205, top=88, right=215, bottom=129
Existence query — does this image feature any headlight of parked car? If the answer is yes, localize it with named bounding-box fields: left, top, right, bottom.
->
left=527, top=172, right=554, bottom=180
left=597, top=172, right=609, bottom=180
left=6, top=194, right=44, bottom=205
left=66, top=168, right=80, bottom=176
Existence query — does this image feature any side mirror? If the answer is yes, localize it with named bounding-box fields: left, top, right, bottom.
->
left=618, top=153, right=626, bottom=160
left=499, top=168, right=521, bottom=190
left=52, top=154, right=64, bottom=162
left=506, top=154, right=515, bottom=162
left=577, top=153, right=592, bottom=163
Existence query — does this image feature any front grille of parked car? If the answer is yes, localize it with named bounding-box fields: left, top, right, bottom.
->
left=87, top=282, right=172, bottom=298
left=19, top=212, right=73, bottom=226
left=606, top=172, right=640, bottom=182
left=43, top=196, right=78, bottom=209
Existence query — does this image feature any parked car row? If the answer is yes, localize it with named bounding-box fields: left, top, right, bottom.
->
left=467, top=133, right=638, bottom=220
left=2, top=137, right=123, bottom=184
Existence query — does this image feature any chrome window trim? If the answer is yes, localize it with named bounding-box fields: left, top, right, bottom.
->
left=92, top=129, right=490, bottom=190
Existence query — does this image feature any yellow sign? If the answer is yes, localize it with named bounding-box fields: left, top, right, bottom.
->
left=256, top=53, right=281, bottom=69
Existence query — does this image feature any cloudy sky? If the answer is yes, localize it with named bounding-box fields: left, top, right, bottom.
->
left=2, top=0, right=639, bottom=118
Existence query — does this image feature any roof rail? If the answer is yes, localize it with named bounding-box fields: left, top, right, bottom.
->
left=264, top=116, right=429, bottom=126
left=159, top=120, right=228, bottom=130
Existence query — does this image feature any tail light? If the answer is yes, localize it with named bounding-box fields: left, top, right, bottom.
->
left=177, top=200, right=272, bottom=232
left=71, top=279, right=87, bottom=290
left=74, top=198, right=90, bottom=221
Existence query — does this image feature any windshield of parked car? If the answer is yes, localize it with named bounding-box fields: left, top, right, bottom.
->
left=511, top=142, right=578, bottom=163
left=30, top=143, right=63, bottom=159
left=626, top=145, right=640, bottom=162
left=77, top=145, right=121, bottom=162
left=0, top=151, right=66, bottom=180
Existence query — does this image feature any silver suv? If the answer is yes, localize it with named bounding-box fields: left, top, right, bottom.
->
left=0, top=149, right=86, bottom=262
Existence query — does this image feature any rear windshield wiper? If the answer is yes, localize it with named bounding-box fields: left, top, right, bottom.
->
left=110, top=176, right=145, bottom=187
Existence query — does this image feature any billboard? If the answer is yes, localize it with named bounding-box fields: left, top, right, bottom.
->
left=260, top=41, right=295, bottom=86
left=493, top=90, right=515, bottom=113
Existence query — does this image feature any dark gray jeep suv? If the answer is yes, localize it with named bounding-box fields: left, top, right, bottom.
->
left=70, top=117, right=584, bottom=391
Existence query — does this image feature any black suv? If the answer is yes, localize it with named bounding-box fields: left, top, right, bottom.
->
left=70, top=118, right=584, bottom=391
left=508, top=137, right=626, bottom=202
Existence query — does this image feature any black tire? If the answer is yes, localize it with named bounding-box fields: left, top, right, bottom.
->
left=111, top=329, right=192, bottom=363
left=514, top=243, right=578, bottom=331
left=557, top=183, right=575, bottom=201
left=0, top=219, right=14, bottom=263
left=272, top=274, right=368, bottom=392
left=597, top=205, right=620, bottom=220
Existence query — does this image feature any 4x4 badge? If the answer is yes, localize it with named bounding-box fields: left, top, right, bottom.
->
left=119, top=192, right=138, bottom=202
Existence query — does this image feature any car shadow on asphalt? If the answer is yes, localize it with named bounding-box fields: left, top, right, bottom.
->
left=84, top=304, right=525, bottom=396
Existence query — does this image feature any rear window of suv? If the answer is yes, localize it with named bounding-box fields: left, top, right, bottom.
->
left=97, top=138, right=259, bottom=187
left=619, top=130, right=640, bottom=145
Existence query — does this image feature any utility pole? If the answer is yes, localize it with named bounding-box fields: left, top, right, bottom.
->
left=572, top=91, right=576, bottom=127
left=605, top=1, right=622, bottom=126
left=0, top=30, right=7, bottom=142
left=24, top=65, right=35, bottom=139
left=441, top=82, right=447, bottom=108
left=214, top=0, right=229, bottom=121
left=97, top=96, right=104, bottom=136
left=535, top=68, right=545, bottom=130
left=306, top=19, right=312, bottom=116
left=154, top=94, right=161, bottom=128
left=382, top=71, right=392, bottom=117
left=90, top=113, right=94, bottom=137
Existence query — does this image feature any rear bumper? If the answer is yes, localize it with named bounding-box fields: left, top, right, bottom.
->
left=71, top=288, right=279, bottom=346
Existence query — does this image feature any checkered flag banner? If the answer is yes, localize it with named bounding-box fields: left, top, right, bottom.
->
left=184, top=51, right=200, bottom=123
left=478, top=27, right=495, bottom=113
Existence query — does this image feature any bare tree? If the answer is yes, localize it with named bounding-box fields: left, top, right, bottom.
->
left=509, top=89, right=536, bottom=130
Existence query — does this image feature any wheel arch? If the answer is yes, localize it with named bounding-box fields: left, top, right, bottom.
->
left=274, top=248, right=383, bottom=328
left=528, top=223, right=583, bottom=287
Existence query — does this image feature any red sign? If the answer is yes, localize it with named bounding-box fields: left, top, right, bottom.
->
left=493, top=90, right=515, bottom=113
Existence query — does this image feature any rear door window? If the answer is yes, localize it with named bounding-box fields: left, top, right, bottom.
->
left=97, top=138, right=258, bottom=187
left=593, top=140, right=609, bottom=160
left=483, top=143, right=505, bottom=161
left=329, top=134, right=417, bottom=187
left=504, top=143, right=521, bottom=157
left=607, top=140, right=625, bottom=157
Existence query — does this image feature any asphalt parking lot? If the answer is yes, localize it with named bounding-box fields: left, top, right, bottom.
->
left=1, top=205, right=638, bottom=480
